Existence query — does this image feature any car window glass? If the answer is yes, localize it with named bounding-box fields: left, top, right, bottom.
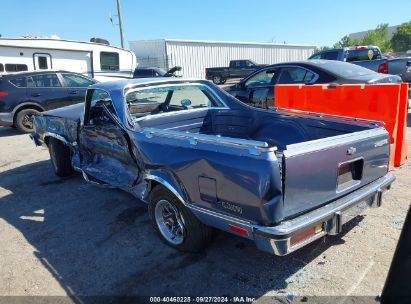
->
left=100, top=52, right=120, bottom=71
left=134, top=69, right=153, bottom=77
left=5, top=64, right=28, bottom=72
left=88, top=90, right=116, bottom=124
left=245, top=69, right=277, bottom=87
left=278, top=67, right=315, bottom=84
left=0, top=64, right=4, bottom=72
left=62, top=73, right=94, bottom=87
left=346, top=48, right=381, bottom=62
left=245, top=61, right=254, bottom=67
left=169, top=87, right=213, bottom=107
left=125, top=84, right=225, bottom=119
left=9, top=77, right=27, bottom=88
left=30, top=74, right=62, bottom=87
left=323, top=51, right=339, bottom=60
left=309, top=53, right=321, bottom=60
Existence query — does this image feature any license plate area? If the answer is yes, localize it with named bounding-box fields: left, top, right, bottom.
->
left=337, top=158, right=364, bottom=193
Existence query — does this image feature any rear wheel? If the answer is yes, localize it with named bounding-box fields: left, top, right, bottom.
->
left=15, top=108, right=40, bottom=133
left=148, top=185, right=213, bottom=253
left=212, top=75, right=222, bottom=85
left=48, top=138, right=74, bottom=177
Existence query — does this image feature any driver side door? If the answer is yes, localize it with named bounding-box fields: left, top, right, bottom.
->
left=78, top=89, right=140, bottom=187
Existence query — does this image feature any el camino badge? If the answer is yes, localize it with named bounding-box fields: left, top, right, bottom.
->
left=221, top=201, right=243, bottom=214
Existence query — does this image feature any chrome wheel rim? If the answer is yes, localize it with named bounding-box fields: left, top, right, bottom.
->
left=22, top=113, right=35, bottom=130
left=154, top=200, right=185, bottom=245
left=213, top=76, right=221, bottom=84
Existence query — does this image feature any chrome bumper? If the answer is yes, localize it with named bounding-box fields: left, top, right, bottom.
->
left=253, top=173, right=395, bottom=256
left=0, top=112, right=13, bottom=126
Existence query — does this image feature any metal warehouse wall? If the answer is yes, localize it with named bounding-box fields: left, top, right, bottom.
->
left=129, top=39, right=316, bottom=79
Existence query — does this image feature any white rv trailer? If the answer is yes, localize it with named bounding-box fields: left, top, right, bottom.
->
left=0, top=37, right=137, bottom=81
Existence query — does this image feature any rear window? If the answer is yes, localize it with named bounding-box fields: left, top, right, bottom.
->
left=0, top=64, right=4, bottom=72
left=100, top=52, right=119, bottom=71
left=134, top=69, right=153, bottom=77
left=5, top=64, right=28, bottom=72
left=346, top=48, right=381, bottom=62
left=319, top=61, right=375, bottom=78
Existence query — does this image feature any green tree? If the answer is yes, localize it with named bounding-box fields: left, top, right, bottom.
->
left=333, top=35, right=361, bottom=48
left=315, top=46, right=332, bottom=52
left=361, top=23, right=392, bottom=52
left=391, top=21, right=411, bottom=52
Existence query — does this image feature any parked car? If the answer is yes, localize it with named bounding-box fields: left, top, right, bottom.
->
left=224, top=60, right=402, bottom=108
left=133, top=66, right=182, bottom=78
left=0, top=70, right=96, bottom=132
left=31, top=78, right=394, bottom=256
left=309, top=46, right=411, bottom=84
left=205, top=59, right=267, bottom=84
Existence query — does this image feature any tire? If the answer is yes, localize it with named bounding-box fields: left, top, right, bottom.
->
left=212, top=75, right=222, bottom=85
left=15, top=108, right=40, bottom=133
left=220, top=78, right=227, bottom=84
left=47, top=138, right=74, bottom=177
left=148, top=185, right=213, bottom=253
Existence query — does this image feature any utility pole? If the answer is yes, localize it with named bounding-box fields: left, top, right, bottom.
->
left=116, top=0, right=124, bottom=48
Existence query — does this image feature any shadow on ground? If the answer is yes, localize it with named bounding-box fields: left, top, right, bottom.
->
left=0, top=160, right=362, bottom=301
left=0, top=127, right=22, bottom=138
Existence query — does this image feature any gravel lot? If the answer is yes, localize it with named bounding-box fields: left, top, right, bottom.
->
left=0, top=112, right=410, bottom=300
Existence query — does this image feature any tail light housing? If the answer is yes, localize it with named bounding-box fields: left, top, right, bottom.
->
left=0, top=91, right=9, bottom=97
left=378, top=62, right=388, bottom=74
left=205, top=68, right=208, bottom=77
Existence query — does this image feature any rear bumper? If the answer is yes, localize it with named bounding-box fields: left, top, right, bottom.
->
left=253, top=173, right=395, bottom=256
left=0, top=112, right=13, bottom=126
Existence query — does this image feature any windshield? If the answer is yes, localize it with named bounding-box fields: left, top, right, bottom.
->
left=319, top=60, right=375, bottom=78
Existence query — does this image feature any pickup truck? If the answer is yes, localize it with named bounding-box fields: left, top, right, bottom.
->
left=205, top=60, right=267, bottom=85
left=31, top=78, right=395, bottom=256
left=309, top=46, right=411, bottom=84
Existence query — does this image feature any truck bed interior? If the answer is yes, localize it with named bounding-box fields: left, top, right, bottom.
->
left=137, top=108, right=371, bottom=151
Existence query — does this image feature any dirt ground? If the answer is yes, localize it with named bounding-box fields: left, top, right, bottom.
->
left=0, top=113, right=410, bottom=301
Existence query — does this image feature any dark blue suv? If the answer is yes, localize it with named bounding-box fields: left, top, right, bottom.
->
left=0, top=71, right=96, bottom=132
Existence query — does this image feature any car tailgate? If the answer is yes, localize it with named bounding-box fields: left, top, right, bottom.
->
left=281, top=127, right=390, bottom=219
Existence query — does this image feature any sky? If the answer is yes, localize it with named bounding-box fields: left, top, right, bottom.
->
left=0, top=0, right=410, bottom=48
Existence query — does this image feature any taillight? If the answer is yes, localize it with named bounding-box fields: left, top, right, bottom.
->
left=205, top=68, right=208, bottom=77
left=228, top=224, right=249, bottom=236
left=290, top=223, right=324, bottom=247
left=0, top=91, right=9, bottom=97
left=378, top=62, right=388, bottom=74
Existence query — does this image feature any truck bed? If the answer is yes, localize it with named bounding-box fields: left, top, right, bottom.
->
left=135, top=107, right=389, bottom=222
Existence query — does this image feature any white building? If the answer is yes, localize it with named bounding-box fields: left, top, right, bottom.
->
left=129, top=39, right=316, bottom=79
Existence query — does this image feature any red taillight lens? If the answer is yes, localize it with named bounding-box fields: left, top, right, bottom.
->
left=228, top=224, right=249, bottom=236
left=205, top=68, right=208, bottom=77
left=0, top=91, right=9, bottom=97
left=378, top=62, right=388, bottom=74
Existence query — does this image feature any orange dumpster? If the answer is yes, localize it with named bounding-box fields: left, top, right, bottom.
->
left=275, top=83, right=408, bottom=169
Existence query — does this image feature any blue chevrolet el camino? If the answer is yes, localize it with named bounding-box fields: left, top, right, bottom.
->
left=31, top=78, right=395, bottom=256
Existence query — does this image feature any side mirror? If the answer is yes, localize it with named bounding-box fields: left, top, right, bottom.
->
left=180, top=99, right=192, bottom=107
